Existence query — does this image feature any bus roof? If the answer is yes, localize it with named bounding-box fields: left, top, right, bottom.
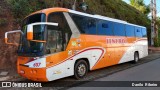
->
left=26, top=7, right=69, bottom=18
left=69, top=10, right=146, bottom=28
left=28, top=7, right=146, bottom=28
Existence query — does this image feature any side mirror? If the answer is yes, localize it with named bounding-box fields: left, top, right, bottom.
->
left=5, top=30, right=23, bottom=46
left=26, top=22, right=58, bottom=43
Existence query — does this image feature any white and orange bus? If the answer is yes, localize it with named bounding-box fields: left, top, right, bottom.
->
left=5, top=7, right=148, bottom=82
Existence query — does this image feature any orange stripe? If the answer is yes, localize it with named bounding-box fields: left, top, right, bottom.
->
left=46, top=47, right=105, bottom=69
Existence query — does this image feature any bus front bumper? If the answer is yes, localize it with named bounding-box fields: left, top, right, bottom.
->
left=18, top=66, right=48, bottom=82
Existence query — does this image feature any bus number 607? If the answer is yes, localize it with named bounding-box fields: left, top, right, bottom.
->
left=33, top=63, right=41, bottom=67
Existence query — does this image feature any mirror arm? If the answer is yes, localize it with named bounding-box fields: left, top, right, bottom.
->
left=5, top=30, right=23, bottom=45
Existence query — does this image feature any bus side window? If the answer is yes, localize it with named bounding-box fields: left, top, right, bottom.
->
left=135, top=27, right=142, bottom=37
left=113, top=23, right=125, bottom=36
left=141, top=28, right=147, bottom=37
left=86, top=18, right=97, bottom=34
left=70, top=14, right=85, bottom=33
left=125, top=25, right=135, bottom=37
left=70, top=13, right=97, bottom=35
left=97, top=20, right=113, bottom=36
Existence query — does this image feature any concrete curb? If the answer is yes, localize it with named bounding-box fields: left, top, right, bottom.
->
left=148, top=47, right=160, bottom=52
left=0, top=76, right=12, bottom=81
left=0, top=75, right=22, bottom=81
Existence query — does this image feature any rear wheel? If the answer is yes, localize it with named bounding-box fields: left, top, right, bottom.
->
left=74, top=60, right=88, bottom=79
left=133, top=52, right=139, bottom=63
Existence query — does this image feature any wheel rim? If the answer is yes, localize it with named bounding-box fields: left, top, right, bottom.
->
left=77, top=64, right=86, bottom=77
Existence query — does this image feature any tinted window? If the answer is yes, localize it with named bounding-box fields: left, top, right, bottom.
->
left=70, top=13, right=97, bottom=35
left=135, top=27, right=142, bottom=37
left=18, top=13, right=46, bottom=57
left=113, top=23, right=125, bottom=36
left=97, top=20, right=114, bottom=36
left=85, top=18, right=97, bottom=34
left=126, top=25, right=135, bottom=37
left=33, top=25, right=45, bottom=40
left=22, top=13, right=46, bottom=27
left=141, top=28, right=147, bottom=37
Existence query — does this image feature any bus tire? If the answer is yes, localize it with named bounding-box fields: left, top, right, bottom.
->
left=74, top=60, right=88, bottom=79
left=133, top=52, right=139, bottom=63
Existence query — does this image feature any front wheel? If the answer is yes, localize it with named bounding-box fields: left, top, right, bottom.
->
left=74, top=60, right=88, bottom=79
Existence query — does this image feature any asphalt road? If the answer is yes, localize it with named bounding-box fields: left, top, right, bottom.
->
left=68, top=58, right=160, bottom=90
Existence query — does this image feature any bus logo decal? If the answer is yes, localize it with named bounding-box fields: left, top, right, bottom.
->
left=106, top=38, right=127, bottom=44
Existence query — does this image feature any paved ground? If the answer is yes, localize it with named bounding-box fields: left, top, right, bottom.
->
left=68, top=58, right=160, bottom=90
left=98, top=58, right=160, bottom=81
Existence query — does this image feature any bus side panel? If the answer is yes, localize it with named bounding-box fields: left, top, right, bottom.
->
left=46, top=60, right=67, bottom=81
left=103, top=47, right=115, bottom=67
left=82, top=35, right=108, bottom=70
left=46, top=47, right=106, bottom=81
left=90, top=36, right=148, bottom=70
left=91, top=36, right=130, bottom=70
left=119, top=37, right=148, bottom=63
left=118, top=37, right=136, bottom=63
left=45, top=35, right=106, bottom=81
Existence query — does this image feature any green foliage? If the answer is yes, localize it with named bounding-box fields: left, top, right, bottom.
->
left=86, top=0, right=150, bottom=25
left=129, top=0, right=150, bottom=15
left=155, top=17, right=160, bottom=47
left=6, top=0, right=55, bottom=20
left=6, top=0, right=150, bottom=27
left=154, top=30, right=160, bottom=47
left=0, top=6, right=3, bottom=16
left=6, top=0, right=31, bottom=19
left=0, top=18, right=8, bottom=26
left=157, top=17, right=160, bottom=27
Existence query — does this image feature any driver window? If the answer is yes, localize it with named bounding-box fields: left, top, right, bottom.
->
left=46, top=25, right=63, bottom=54
left=47, top=12, right=72, bottom=54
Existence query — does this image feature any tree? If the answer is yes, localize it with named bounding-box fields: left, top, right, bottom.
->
left=129, top=0, right=150, bottom=15
left=157, top=17, right=160, bottom=26
left=157, top=17, right=160, bottom=35
left=155, top=17, right=160, bottom=46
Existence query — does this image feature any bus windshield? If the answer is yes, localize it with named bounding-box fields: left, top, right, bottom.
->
left=17, top=12, right=72, bottom=57
left=18, top=13, right=46, bottom=57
